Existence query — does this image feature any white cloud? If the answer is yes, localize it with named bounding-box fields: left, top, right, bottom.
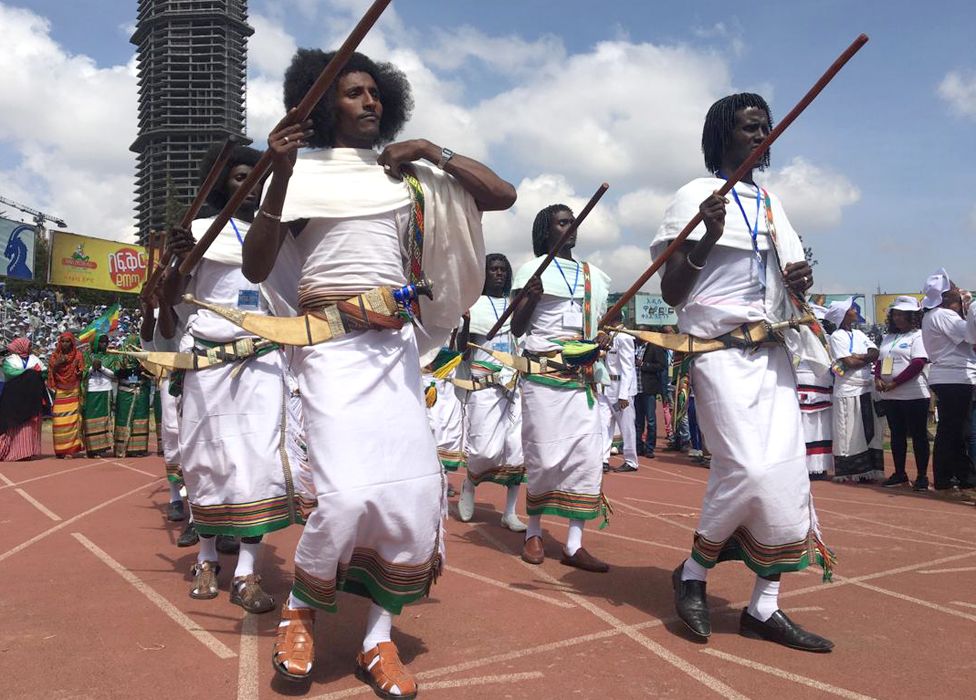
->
left=249, top=14, right=298, bottom=77
left=0, top=4, right=137, bottom=241
left=423, top=26, right=565, bottom=76
left=761, top=157, right=861, bottom=232
left=938, top=69, right=976, bottom=118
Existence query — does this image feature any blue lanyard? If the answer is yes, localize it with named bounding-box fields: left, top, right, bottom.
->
left=846, top=331, right=854, bottom=353
left=553, top=258, right=580, bottom=298
left=229, top=218, right=244, bottom=245
left=487, top=296, right=507, bottom=320
left=721, top=173, right=766, bottom=290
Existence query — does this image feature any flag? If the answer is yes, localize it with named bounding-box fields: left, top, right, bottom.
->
left=77, top=303, right=120, bottom=346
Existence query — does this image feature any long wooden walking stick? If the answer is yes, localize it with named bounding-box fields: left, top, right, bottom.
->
left=600, top=33, right=869, bottom=327
left=484, top=182, right=610, bottom=340
left=140, top=136, right=238, bottom=301
left=178, top=0, right=394, bottom=276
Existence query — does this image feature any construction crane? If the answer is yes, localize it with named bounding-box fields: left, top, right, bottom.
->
left=0, top=194, right=67, bottom=241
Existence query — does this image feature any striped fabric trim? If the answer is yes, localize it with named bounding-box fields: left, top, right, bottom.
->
left=800, top=401, right=832, bottom=412
left=526, top=489, right=602, bottom=520
left=797, top=384, right=831, bottom=394
left=189, top=494, right=306, bottom=537
left=165, top=463, right=183, bottom=485
left=438, top=448, right=466, bottom=471
left=83, top=415, right=113, bottom=453
left=52, top=388, right=84, bottom=456
left=125, top=418, right=150, bottom=454
left=691, top=526, right=833, bottom=578
left=805, top=439, right=832, bottom=456
left=292, top=546, right=441, bottom=615
left=467, top=464, right=526, bottom=487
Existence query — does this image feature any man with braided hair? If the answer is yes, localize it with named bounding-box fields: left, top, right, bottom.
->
left=654, top=93, right=834, bottom=652
left=244, top=49, right=515, bottom=694
left=162, top=142, right=297, bottom=615
left=510, top=204, right=613, bottom=573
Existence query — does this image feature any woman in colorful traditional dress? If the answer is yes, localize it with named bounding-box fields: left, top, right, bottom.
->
left=825, top=297, right=883, bottom=483
left=82, top=334, right=117, bottom=458
left=113, top=337, right=152, bottom=458
left=795, top=305, right=834, bottom=480
left=875, top=296, right=930, bottom=490
left=0, top=338, right=46, bottom=461
left=47, top=331, right=85, bottom=459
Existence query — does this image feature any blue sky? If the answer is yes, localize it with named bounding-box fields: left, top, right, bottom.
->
left=1, top=0, right=975, bottom=312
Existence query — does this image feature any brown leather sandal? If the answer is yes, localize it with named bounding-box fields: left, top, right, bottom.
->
left=355, top=641, right=418, bottom=699
left=272, top=606, right=316, bottom=682
left=189, top=560, right=220, bottom=600
left=230, top=574, right=275, bottom=614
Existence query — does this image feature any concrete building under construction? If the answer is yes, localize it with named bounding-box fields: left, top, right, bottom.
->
left=129, top=0, right=252, bottom=243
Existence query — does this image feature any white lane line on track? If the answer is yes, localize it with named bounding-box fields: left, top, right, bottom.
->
left=917, top=566, right=976, bottom=574
left=236, top=605, right=260, bottom=699
left=309, top=672, right=545, bottom=699
left=812, top=493, right=966, bottom=513
left=816, top=507, right=975, bottom=547
left=0, top=459, right=110, bottom=491
left=540, top=517, right=688, bottom=552
left=844, top=580, right=976, bottom=623
left=109, top=460, right=161, bottom=478
left=13, top=488, right=61, bottom=521
left=445, top=565, right=575, bottom=608
left=950, top=601, right=976, bottom=609
left=701, top=649, right=878, bottom=700
left=413, top=549, right=976, bottom=690
left=0, top=477, right=161, bottom=563
left=614, top=499, right=697, bottom=533
left=475, top=528, right=750, bottom=700
left=72, top=532, right=236, bottom=659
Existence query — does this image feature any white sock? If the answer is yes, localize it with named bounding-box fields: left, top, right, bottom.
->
left=681, top=558, right=709, bottom=582
left=504, top=484, right=520, bottom=518
left=525, top=514, right=542, bottom=539
left=286, top=592, right=313, bottom=610
left=168, top=482, right=182, bottom=502
left=197, top=536, right=217, bottom=564
left=362, top=603, right=393, bottom=652
left=234, top=541, right=259, bottom=579
left=565, top=519, right=584, bottom=556
left=747, top=576, right=780, bottom=622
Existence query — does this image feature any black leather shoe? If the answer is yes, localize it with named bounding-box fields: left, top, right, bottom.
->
left=672, top=563, right=710, bottom=638
left=167, top=500, right=186, bottom=522
left=176, top=522, right=199, bottom=547
left=739, top=609, right=834, bottom=652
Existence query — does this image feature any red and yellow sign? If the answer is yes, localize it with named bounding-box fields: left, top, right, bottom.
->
left=48, top=231, right=150, bottom=293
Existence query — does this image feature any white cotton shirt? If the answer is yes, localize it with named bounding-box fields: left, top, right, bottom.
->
left=185, top=259, right=269, bottom=343
left=829, top=328, right=876, bottom=398
left=661, top=246, right=767, bottom=339
left=605, top=333, right=637, bottom=401
left=87, top=366, right=115, bottom=392
left=877, top=330, right=930, bottom=401
left=292, top=207, right=410, bottom=306
left=921, top=307, right=976, bottom=385
left=521, top=294, right=585, bottom=353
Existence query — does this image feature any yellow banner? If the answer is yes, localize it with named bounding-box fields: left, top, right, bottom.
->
left=48, top=231, right=150, bottom=293
left=874, top=293, right=924, bottom=323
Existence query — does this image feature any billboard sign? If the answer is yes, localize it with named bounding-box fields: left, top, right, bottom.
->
left=48, top=231, right=149, bottom=293
left=0, top=217, right=36, bottom=280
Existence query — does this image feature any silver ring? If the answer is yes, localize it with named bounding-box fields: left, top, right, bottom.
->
left=804, top=276, right=809, bottom=285
left=283, top=136, right=289, bottom=144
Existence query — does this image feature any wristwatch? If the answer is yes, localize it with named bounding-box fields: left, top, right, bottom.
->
left=436, top=147, right=455, bottom=169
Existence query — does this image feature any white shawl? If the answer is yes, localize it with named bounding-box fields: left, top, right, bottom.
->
left=652, top=177, right=830, bottom=372
left=263, top=148, right=485, bottom=365
left=468, top=295, right=509, bottom=337
left=190, top=216, right=249, bottom=267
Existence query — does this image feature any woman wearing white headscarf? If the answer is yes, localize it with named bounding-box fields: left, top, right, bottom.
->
left=825, top=297, right=883, bottom=483
left=875, top=296, right=930, bottom=490
left=920, top=269, right=976, bottom=500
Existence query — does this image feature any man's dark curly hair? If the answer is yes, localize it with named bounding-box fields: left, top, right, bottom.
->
left=701, top=93, right=774, bottom=175
left=198, top=143, right=262, bottom=211
left=483, top=253, right=513, bottom=296
left=283, top=49, right=413, bottom=148
left=532, top=204, right=573, bottom=257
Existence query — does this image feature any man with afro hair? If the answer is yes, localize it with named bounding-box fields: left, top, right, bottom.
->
left=244, top=49, right=515, bottom=695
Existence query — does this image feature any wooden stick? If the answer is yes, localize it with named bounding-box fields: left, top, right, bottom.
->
left=485, top=182, right=609, bottom=340
left=600, top=33, right=869, bottom=327
left=140, top=136, right=238, bottom=301
left=178, top=0, right=393, bottom=276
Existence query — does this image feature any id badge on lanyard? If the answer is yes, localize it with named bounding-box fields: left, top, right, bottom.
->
left=881, top=355, right=894, bottom=375
left=490, top=337, right=511, bottom=354
left=237, top=289, right=260, bottom=310
left=562, top=303, right=584, bottom=331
